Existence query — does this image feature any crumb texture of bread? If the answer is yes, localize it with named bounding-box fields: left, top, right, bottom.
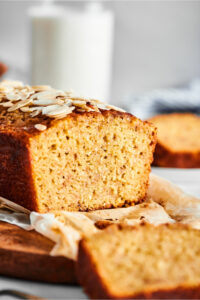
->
left=0, top=81, right=156, bottom=212
left=77, top=224, right=200, bottom=299
left=149, top=113, right=200, bottom=168
left=30, top=111, right=156, bottom=212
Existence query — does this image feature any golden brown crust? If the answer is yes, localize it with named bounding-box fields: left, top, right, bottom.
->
left=77, top=240, right=113, bottom=299
left=0, top=221, right=76, bottom=283
left=0, top=130, right=38, bottom=210
left=153, top=142, right=200, bottom=168
left=0, top=108, right=138, bottom=135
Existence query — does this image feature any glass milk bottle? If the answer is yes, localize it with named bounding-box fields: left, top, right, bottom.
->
left=29, top=1, right=114, bottom=102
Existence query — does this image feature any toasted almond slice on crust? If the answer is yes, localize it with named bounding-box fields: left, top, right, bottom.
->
left=6, top=93, right=21, bottom=101
left=20, top=107, right=31, bottom=112
left=34, top=124, right=47, bottom=131
left=30, top=110, right=41, bottom=117
left=46, top=106, right=75, bottom=118
left=96, top=103, right=110, bottom=110
left=72, top=100, right=88, bottom=106
left=106, top=104, right=126, bottom=112
left=8, top=98, right=32, bottom=112
left=31, top=90, right=65, bottom=101
left=41, top=105, right=62, bottom=115
left=0, top=102, right=13, bottom=107
left=32, top=85, right=51, bottom=91
left=0, top=80, right=23, bottom=88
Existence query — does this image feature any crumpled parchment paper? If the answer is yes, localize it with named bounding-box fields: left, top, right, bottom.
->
left=0, top=173, right=200, bottom=260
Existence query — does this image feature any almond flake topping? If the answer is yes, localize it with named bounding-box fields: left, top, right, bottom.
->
left=34, top=124, right=47, bottom=131
left=0, top=80, right=126, bottom=131
left=0, top=102, right=13, bottom=107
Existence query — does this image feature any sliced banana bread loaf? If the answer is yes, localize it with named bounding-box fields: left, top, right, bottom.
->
left=149, top=113, right=200, bottom=168
left=0, top=80, right=156, bottom=212
left=78, top=224, right=200, bottom=299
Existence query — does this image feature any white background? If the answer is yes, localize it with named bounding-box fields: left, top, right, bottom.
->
left=0, top=0, right=200, bottom=104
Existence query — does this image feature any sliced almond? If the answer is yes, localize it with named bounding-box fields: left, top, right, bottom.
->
left=87, top=105, right=99, bottom=112
left=41, top=105, right=62, bottom=115
left=0, top=102, right=13, bottom=107
left=31, top=90, right=65, bottom=101
left=71, top=96, right=89, bottom=102
left=76, top=107, right=96, bottom=113
left=0, top=80, right=23, bottom=88
left=20, top=107, right=31, bottom=112
left=32, top=85, right=51, bottom=91
left=30, top=110, right=41, bottom=117
left=106, top=104, right=126, bottom=112
left=20, top=90, right=34, bottom=100
left=85, top=106, right=98, bottom=112
left=8, top=98, right=32, bottom=112
left=72, top=100, right=87, bottom=106
left=6, top=93, right=21, bottom=101
left=33, top=99, right=58, bottom=106
left=30, top=106, right=43, bottom=112
left=34, top=124, right=47, bottom=131
left=89, top=99, right=102, bottom=104
left=63, top=99, right=73, bottom=105
left=71, top=102, right=88, bottom=110
left=46, top=106, right=75, bottom=118
left=0, top=86, right=9, bottom=92
left=33, top=98, right=65, bottom=106
left=97, top=103, right=110, bottom=110
left=51, top=113, right=69, bottom=119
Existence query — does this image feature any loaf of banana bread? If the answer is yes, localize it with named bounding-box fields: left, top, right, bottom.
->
left=0, top=80, right=156, bottom=212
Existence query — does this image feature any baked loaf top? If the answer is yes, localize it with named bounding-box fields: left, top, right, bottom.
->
left=0, top=80, right=126, bottom=134
left=78, top=223, right=200, bottom=299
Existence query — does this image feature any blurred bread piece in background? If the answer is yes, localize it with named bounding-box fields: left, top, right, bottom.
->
left=149, top=113, right=200, bottom=168
left=0, top=62, right=8, bottom=77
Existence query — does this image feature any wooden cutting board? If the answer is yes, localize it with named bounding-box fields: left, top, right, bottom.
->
left=0, top=221, right=77, bottom=284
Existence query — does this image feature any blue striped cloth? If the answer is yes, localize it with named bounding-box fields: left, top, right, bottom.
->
left=126, top=78, right=200, bottom=120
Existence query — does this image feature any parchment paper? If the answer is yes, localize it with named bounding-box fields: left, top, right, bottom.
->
left=0, top=173, right=200, bottom=260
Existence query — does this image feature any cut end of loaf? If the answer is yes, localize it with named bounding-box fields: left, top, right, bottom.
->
left=30, top=110, right=156, bottom=212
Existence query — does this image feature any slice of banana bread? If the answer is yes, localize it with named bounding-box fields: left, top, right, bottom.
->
left=78, top=224, right=200, bottom=299
left=0, top=80, right=156, bottom=212
left=149, top=113, right=200, bottom=168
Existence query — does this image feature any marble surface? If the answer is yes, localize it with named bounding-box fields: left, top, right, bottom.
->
left=0, top=276, right=86, bottom=300
left=152, top=167, right=200, bottom=198
left=0, top=168, right=199, bottom=299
